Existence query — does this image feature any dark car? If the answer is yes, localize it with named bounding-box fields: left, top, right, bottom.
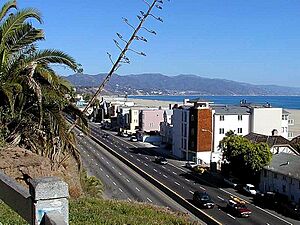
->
left=193, top=191, right=214, bottom=209
left=154, top=156, right=168, bottom=165
left=279, top=201, right=300, bottom=219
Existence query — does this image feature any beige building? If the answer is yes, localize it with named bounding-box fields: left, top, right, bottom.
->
left=286, top=109, right=300, bottom=140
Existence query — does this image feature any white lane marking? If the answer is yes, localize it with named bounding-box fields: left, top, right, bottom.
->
left=163, top=174, right=168, bottom=178
left=119, top=188, right=123, bottom=193
left=100, top=168, right=103, bottom=171
left=144, top=163, right=148, bottom=167
left=91, top=159, right=94, bottom=161
left=227, top=213, right=235, bottom=220
left=112, top=181, right=116, bottom=186
left=162, top=166, right=166, bottom=169
left=126, top=179, right=130, bottom=183
left=200, top=186, right=206, bottom=191
left=147, top=197, right=152, bottom=203
left=189, top=190, right=194, bottom=194
left=128, top=198, right=132, bottom=202
left=95, top=163, right=98, bottom=165
left=137, top=159, right=141, bottom=162
left=106, top=161, right=109, bottom=164
left=168, top=162, right=187, bottom=173
left=172, top=171, right=177, bottom=175
left=130, top=155, right=133, bottom=158
left=136, top=187, right=140, bottom=192
left=118, top=172, right=122, bottom=176
left=138, top=153, right=141, bottom=155
left=217, top=196, right=224, bottom=201
left=145, top=156, right=148, bottom=159
left=97, top=153, right=99, bottom=155
left=153, top=169, right=158, bottom=172
left=185, top=178, right=190, bottom=182
left=106, top=174, right=109, bottom=178
left=124, top=151, right=127, bottom=153
left=255, top=206, right=293, bottom=225
left=175, top=181, right=180, bottom=186
left=87, top=154, right=90, bottom=157
left=112, top=166, right=115, bottom=170
left=101, top=157, right=104, bottom=160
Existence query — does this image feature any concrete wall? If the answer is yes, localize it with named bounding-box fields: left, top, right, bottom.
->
left=250, top=108, right=284, bottom=137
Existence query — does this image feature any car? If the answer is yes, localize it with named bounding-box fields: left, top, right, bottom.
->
left=78, top=132, right=84, bottom=137
left=130, top=136, right=138, bottom=142
left=193, top=191, right=214, bottom=209
left=223, top=177, right=241, bottom=189
left=227, top=196, right=252, bottom=217
left=154, top=156, right=168, bottom=165
left=279, top=201, right=300, bottom=219
left=102, top=133, right=109, bottom=138
left=185, top=161, right=198, bottom=169
left=243, top=184, right=257, bottom=195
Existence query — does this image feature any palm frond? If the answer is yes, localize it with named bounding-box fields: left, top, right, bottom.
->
left=0, top=0, right=16, bottom=22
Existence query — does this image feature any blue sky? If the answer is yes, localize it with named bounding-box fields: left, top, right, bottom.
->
left=17, top=0, right=300, bottom=87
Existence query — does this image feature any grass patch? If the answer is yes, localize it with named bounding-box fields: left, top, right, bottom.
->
left=0, top=198, right=198, bottom=225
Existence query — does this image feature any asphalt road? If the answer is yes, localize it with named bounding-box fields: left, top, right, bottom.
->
left=76, top=129, right=202, bottom=223
left=89, top=123, right=299, bottom=225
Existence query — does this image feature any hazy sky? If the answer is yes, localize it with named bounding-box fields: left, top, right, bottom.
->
left=17, top=0, right=300, bottom=87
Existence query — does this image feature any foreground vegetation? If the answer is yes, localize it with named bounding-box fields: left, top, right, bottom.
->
left=0, top=198, right=197, bottom=225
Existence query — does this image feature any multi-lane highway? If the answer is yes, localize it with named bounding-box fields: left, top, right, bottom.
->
left=87, top=122, right=299, bottom=225
left=76, top=129, right=201, bottom=223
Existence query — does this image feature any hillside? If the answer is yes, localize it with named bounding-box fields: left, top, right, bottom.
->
left=65, top=73, right=300, bottom=96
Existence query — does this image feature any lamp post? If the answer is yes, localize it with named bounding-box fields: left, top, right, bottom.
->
left=201, top=128, right=214, bottom=168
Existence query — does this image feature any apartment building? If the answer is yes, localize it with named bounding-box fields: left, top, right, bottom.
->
left=286, top=109, right=300, bottom=139
left=172, top=99, right=290, bottom=164
left=139, top=109, right=164, bottom=133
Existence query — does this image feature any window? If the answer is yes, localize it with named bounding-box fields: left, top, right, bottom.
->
left=282, top=185, right=286, bottom=193
left=237, top=128, right=242, bottom=134
left=288, top=132, right=294, bottom=138
left=184, top=112, right=187, bottom=122
left=191, top=114, right=194, bottom=122
left=282, top=115, right=288, bottom=120
left=220, top=115, right=224, bottom=121
left=191, top=128, right=194, bottom=136
left=191, top=141, right=194, bottom=148
left=264, top=170, right=267, bottom=177
left=282, top=175, right=286, bottom=181
left=281, top=127, right=284, bottom=133
left=219, top=128, right=224, bottom=134
left=238, top=115, right=243, bottom=121
left=285, top=127, right=288, bottom=132
left=282, top=115, right=285, bottom=120
left=274, top=173, right=277, bottom=179
left=288, top=119, right=294, bottom=125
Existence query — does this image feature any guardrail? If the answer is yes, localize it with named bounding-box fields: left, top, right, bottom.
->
left=0, top=171, right=69, bottom=225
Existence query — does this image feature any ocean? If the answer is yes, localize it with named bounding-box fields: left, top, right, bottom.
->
left=128, top=95, right=300, bottom=109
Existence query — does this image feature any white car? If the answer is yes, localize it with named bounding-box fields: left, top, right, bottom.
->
left=185, top=161, right=198, bottom=169
left=243, top=184, right=257, bottom=195
left=130, top=136, right=138, bottom=142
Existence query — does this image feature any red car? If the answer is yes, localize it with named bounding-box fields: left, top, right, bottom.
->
left=227, top=197, right=252, bottom=218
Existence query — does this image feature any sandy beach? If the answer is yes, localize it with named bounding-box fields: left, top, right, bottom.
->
left=102, top=96, right=181, bottom=108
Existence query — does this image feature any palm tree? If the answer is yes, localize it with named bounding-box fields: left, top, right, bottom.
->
left=0, top=0, right=87, bottom=168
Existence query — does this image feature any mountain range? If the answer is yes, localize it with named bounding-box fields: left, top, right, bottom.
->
left=65, top=73, right=300, bottom=96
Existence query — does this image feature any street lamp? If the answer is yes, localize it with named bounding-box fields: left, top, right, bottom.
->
left=201, top=128, right=214, bottom=167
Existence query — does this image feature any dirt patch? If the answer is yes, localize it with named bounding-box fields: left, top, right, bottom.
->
left=0, top=147, right=83, bottom=198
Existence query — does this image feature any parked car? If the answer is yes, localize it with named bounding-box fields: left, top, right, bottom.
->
left=130, top=136, right=138, bottom=142
left=227, top=196, right=252, bottom=217
left=154, top=156, right=168, bottom=165
left=185, top=161, right=198, bottom=169
left=193, top=191, right=214, bottom=209
left=223, top=177, right=241, bottom=189
left=243, top=184, right=257, bottom=195
left=279, top=201, right=300, bottom=220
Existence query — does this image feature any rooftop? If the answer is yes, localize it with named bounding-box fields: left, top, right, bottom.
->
left=244, top=132, right=291, bottom=147
left=264, top=153, right=300, bottom=179
left=213, top=105, right=250, bottom=115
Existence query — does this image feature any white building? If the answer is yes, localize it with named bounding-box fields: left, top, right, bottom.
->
left=259, top=153, right=300, bottom=204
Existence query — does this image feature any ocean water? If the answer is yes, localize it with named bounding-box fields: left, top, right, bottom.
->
left=128, top=95, right=300, bottom=109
